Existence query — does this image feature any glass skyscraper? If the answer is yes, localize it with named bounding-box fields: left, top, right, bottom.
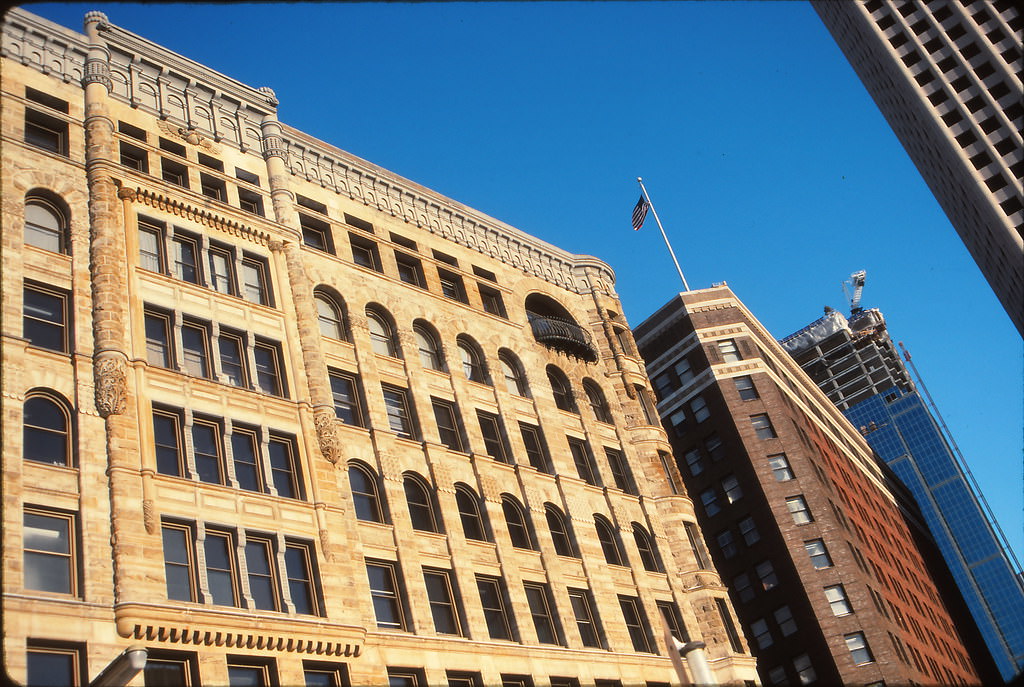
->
left=783, top=307, right=1024, bottom=682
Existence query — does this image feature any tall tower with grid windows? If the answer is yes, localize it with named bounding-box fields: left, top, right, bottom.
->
left=1, top=8, right=759, bottom=687
left=634, top=285, right=993, bottom=686
left=782, top=303, right=1024, bottom=682
left=811, top=0, right=1023, bottom=335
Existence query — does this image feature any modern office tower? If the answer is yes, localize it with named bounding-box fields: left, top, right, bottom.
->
left=811, top=0, right=1023, bottom=335
left=782, top=301, right=1024, bottom=682
left=0, top=8, right=760, bottom=687
left=634, top=285, right=991, bottom=687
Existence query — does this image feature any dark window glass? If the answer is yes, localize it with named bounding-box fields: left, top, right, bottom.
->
left=23, top=396, right=69, bottom=466
left=23, top=285, right=68, bottom=352
left=382, top=386, right=415, bottom=438
left=477, top=576, right=515, bottom=640
left=204, top=531, right=239, bottom=606
left=502, top=497, right=534, bottom=550
left=269, top=436, right=302, bottom=499
left=633, top=524, right=661, bottom=572
left=27, top=645, right=81, bottom=687
left=548, top=369, right=576, bottom=412
left=241, top=257, right=270, bottom=305
left=520, top=423, right=549, bottom=472
left=524, top=582, right=560, bottom=644
left=153, top=410, right=183, bottom=476
left=546, top=506, right=576, bottom=557
left=456, top=486, right=487, bottom=541
left=477, top=411, right=509, bottom=462
left=245, top=538, right=279, bottom=611
left=396, top=252, right=425, bottom=287
left=568, top=589, right=602, bottom=648
left=208, top=246, right=235, bottom=294
left=219, top=334, right=247, bottom=387
left=568, top=438, right=599, bottom=486
left=192, top=420, right=224, bottom=484
left=25, top=109, right=68, bottom=155
left=23, top=510, right=74, bottom=594
left=424, top=569, right=463, bottom=635
left=285, top=543, right=318, bottom=615
left=432, top=400, right=463, bottom=451
left=349, top=463, right=385, bottom=523
left=405, top=476, right=441, bottom=533
left=161, top=523, right=195, bottom=602
left=619, top=596, right=655, bottom=653
left=595, top=516, right=623, bottom=565
left=24, top=198, right=68, bottom=254
left=605, top=448, right=634, bottom=494
left=231, top=430, right=261, bottom=491
left=330, top=371, right=364, bottom=427
left=181, top=323, right=210, bottom=378
left=366, top=561, right=406, bottom=630
left=254, top=343, right=284, bottom=396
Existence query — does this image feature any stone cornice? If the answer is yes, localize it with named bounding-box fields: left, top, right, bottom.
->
left=133, top=187, right=273, bottom=247
left=115, top=602, right=364, bottom=657
left=1, top=8, right=89, bottom=83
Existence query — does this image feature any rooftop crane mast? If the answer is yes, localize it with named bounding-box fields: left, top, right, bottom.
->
left=842, top=270, right=868, bottom=316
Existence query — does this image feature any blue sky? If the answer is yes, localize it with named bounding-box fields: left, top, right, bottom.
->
left=24, top=1, right=1022, bottom=558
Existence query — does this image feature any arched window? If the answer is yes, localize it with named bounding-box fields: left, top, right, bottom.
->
left=583, top=379, right=612, bottom=423
left=498, top=350, right=529, bottom=397
left=545, top=504, right=576, bottom=557
left=455, top=484, right=489, bottom=542
left=348, top=462, right=386, bottom=523
left=414, top=322, right=444, bottom=371
left=404, top=473, right=442, bottom=533
left=457, top=336, right=488, bottom=384
left=547, top=366, right=577, bottom=413
left=501, top=495, right=535, bottom=550
left=594, top=515, right=624, bottom=566
left=366, top=307, right=399, bottom=358
left=25, top=195, right=68, bottom=254
left=315, top=290, right=346, bottom=340
left=23, top=392, right=72, bottom=466
left=632, top=523, right=662, bottom=572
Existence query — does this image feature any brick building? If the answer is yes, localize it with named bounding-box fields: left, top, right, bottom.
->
left=1, top=9, right=758, bottom=687
left=634, top=285, right=988, bottom=686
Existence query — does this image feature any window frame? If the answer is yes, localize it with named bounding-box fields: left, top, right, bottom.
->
left=404, top=474, right=443, bottom=533
left=499, top=352, right=529, bottom=397
left=845, top=632, right=875, bottom=665
left=524, top=581, right=562, bottom=645
left=805, top=539, right=833, bottom=569
left=366, top=559, right=408, bottom=631
left=583, top=380, right=613, bottom=423
left=180, top=320, right=211, bottom=378
left=349, top=462, right=387, bottom=524
left=204, top=528, right=241, bottom=607
left=825, top=584, right=853, bottom=617
left=161, top=520, right=197, bottom=602
left=476, top=575, right=517, bottom=641
left=786, top=495, right=814, bottom=525
left=300, top=214, right=334, bottom=253
left=23, top=393, right=72, bottom=467
left=501, top=495, right=535, bottom=550
left=23, top=282, right=70, bottom=353
left=431, top=399, right=464, bottom=452
left=367, top=310, right=399, bottom=358
left=24, top=196, right=69, bottom=254
left=751, top=413, right=778, bottom=439
left=768, top=453, right=794, bottom=481
left=618, top=595, right=655, bottom=654
left=413, top=324, right=444, bottom=371
left=438, top=268, right=468, bottom=303
left=733, top=375, right=759, bottom=400
left=568, top=588, right=603, bottom=648
left=594, top=515, right=624, bottom=566
left=519, top=423, right=550, bottom=472
left=632, top=523, right=662, bottom=572
left=605, top=448, right=635, bottom=494
left=545, top=505, right=577, bottom=557
left=23, top=507, right=78, bottom=596
left=395, top=251, right=426, bottom=288
left=24, top=108, right=69, bottom=156
left=568, top=437, right=600, bottom=486
left=349, top=232, right=382, bottom=271
left=27, top=641, right=87, bottom=687
left=455, top=484, right=489, bottom=542
left=329, top=369, right=365, bottom=427
left=424, top=568, right=464, bottom=636
left=457, top=338, right=488, bottom=384
left=253, top=340, right=286, bottom=397
left=315, top=292, right=347, bottom=341
left=382, top=385, right=416, bottom=438
left=547, top=368, right=577, bottom=413
left=477, top=410, right=510, bottom=463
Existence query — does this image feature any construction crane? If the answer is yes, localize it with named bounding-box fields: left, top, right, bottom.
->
left=842, top=270, right=867, bottom=316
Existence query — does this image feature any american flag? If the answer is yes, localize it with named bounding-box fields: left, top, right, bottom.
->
left=631, top=195, right=650, bottom=231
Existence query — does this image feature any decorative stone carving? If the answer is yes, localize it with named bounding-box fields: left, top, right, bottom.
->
left=116, top=186, right=136, bottom=202
left=82, top=59, right=112, bottom=89
left=257, top=86, right=279, bottom=107
left=84, top=10, right=109, bottom=27
left=313, top=408, right=343, bottom=464
left=143, top=499, right=156, bottom=534
left=318, top=528, right=332, bottom=561
left=156, top=120, right=222, bottom=154
left=262, top=134, right=288, bottom=162
left=94, top=355, right=127, bottom=417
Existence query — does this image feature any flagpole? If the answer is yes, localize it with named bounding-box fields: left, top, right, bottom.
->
left=637, top=177, right=690, bottom=291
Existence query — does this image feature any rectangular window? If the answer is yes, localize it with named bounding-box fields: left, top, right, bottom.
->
left=303, top=661, right=348, bottom=687
left=786, top=496, right=814, bottom=525
left=161, top=158, right=189, bottom=188
left=479, top=285, right=507, bottom=318
left=768, top=454, right=794, bottom=481
left=716, top=598, right=744, bottom=653
left=388, top=669, right=426, bottom=687
left=296, top=194, right=328, bottom=215
left=235, top=168, right=261, bottom=186
left=750, top=618, right=773, bottom=649
left=805, top=539, right=833, bottom=569
left=733, top=573, right=754, bottom=603
left=153, top=407, right=184, bottom=477
left=477, top=575, right=516, bottom=641
left=438, top=269, right=467, bottom=303
left=204, top=529, right=240, bottom=606
left=145, top=309, right=173, bottom=368
left=774, top=605, right=797, bottom=636
left=618, top=596, right=655, bottom=653
left=751, top=414, right=777, bottom=439
left=138, top=219, right=166, bottom=272
left=718, top=339, right=741, bottom=362
left=25, top=109, right=68, bottom=155
left=567, top=438, right=600, bottom=486
left=733, top=375, right=759, bottom=400
left=23, top=283, right=69, bottom=353
left=717, top=530, right=737, bottom=558
left=432, top=399, right=464, bottom=452
left=685, top=522, right=711, bottom=569
left=524, top=582, right=561, bottom=645
left=120, top=141, right=148, bottom=172
left=382, top=386, right=416, bottom=438
left=237, top=188, right=265, bottom=217
left=23, top=508, right=77, bottom=595
left=227, top=657, right=276, bottom=687
left=27, top=642, right=85, bottom=687
left=350, top=233, right=382, bottom=271
left=825, top=585, right=853, bottom=616
left=395, top=252, right=425, bottom=287
left=301, top=214, right=334, bottom=253
left=208, top=245, right=236, bottom=295
left=218, top=331, right=248, bottom=387
left=738, top=516, right=760, bottom=546
left=181, top=322, right=211, bottom=378
left=245, top=536, right=280, bottom=611
left=568, top=588, right=602, bottom=648
left=432, top=249, right=457, bottom=265
left=231, top=427, right=262, bottom=492
left=269, top=435, right=303, bottom=499
left=254, top=341, right=286, bottom=396
left=424, top=568, right=463, bottom=636
left=241, top=255, right=271, bottom=306
left=704, top=434, right=725, bottom=461
left=684, top=448, right=704, bottom=476
left=344, top=213, right=374, bottom=233
left=845, top=632, right=874, bottom=664
left=722, top=474, right=743, bottom=504
left=329, top=370, right=364, bottom=427
left=477, top=411, right=509, bottom=462
left=755, top=560, right=778, bottom=591
left=285, top=540, right=320, bottom=615
left=367, top=561, right=407, bottom=630
left=173, top=234, right=202, bottom=284
left=161, top=521, right=196, bottom=602
left=191, top=417, right=225, bottom=484
left=657, top=600, right=689, bottom=643
left=700, top=488, right=720, bottom=517
left=674, top=357, right=695, bottom=385
left=447, top=673, right=481, bottom=687
left=200, top=173, right=227, bottom=202
left=159, top=137, right=187, bottom=157
left=197, top=152, right=224, bottom=171
left=520, top=423, right=549, bottom=472
left=605, top=448, right=635, bottom=494
left=794, top=654, right=817, bottom=683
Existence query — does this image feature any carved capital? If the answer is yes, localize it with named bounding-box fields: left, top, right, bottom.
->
left=94, top=354, right=127, bottom=417
left=117, top=186, right=137, bottom=201
left=82, top=60, right=112, bottom=89
left=262, top=135, right=288, bottom=162
left=268, top=239, right=284, bottom=252
left=313, top=408, right=343, bottom=464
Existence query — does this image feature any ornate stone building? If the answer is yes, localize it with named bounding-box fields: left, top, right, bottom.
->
left=1, top=9, right=757, bottom=687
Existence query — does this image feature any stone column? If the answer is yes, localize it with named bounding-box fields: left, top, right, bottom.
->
left=259, top=97, right=342, bottom=465
left=83, top=11, right=143, bottom=607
